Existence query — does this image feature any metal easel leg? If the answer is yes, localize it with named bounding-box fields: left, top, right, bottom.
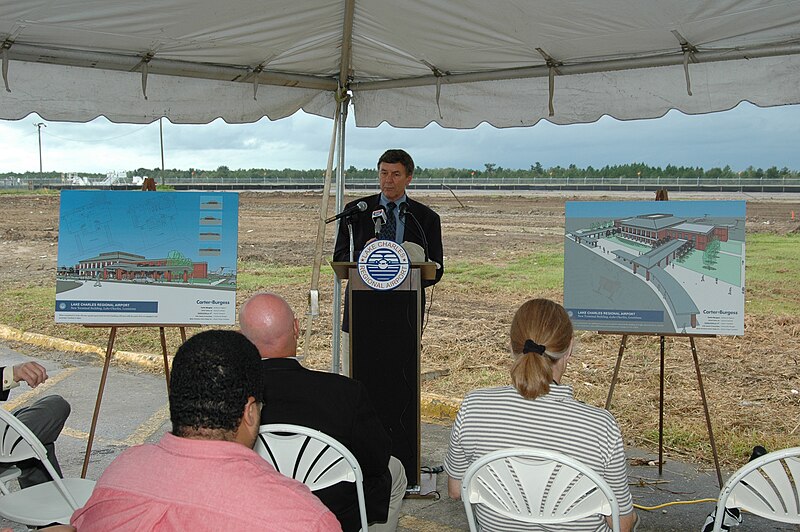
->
left=689, top=336, right=723, bottom=488
left=659, top=335, right=665, bottom=476
left=82, top=326, right=116, bottom=478
left=159, top=326, right=171, bottom=394
left=605, top=334, right=628, bottom=410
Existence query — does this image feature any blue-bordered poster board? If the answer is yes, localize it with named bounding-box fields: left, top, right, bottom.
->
left=564, top=200, right=745, bottom=335
left=55, top=190, right=238, bottom=325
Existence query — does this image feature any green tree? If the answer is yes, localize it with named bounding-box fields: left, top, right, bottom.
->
left=702, top=238, right=720, bottom=269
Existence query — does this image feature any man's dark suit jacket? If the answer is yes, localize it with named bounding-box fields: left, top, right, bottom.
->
left=333, top=193, right=444, bottom=286
left=2, top=366, right=11, bottom=401
left=333, top=193, right=444, bottom=332
left=260, top=358, right=392, bottom=532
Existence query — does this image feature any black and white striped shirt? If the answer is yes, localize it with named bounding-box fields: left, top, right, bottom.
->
left=445, top=384, right=634, bottom=532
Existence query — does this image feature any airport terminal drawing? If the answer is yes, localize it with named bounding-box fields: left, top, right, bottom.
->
left=564, top=201, right=745, bottom=335
left=55, top=191, right=238, bottom=325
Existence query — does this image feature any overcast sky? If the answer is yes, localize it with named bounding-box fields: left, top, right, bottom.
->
left=1, top=101, right=798, bottom=174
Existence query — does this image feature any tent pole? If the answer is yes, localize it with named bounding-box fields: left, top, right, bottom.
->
left=351, top=42, right=800, bottom=91
left=301, top=99, right=341, bottom=359
left=331, top=97, right=348, bottom=373
left=331, top=0, right=355, bottom=373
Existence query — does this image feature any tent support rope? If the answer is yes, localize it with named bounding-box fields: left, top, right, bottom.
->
left=137, top=52, right=155, bottom=100
left=141, top=61, right=148, bottom=100
left=252, top=64, right=264, bottom=100
left=435, top=76, right=443, bottom=119
left=536, top=48, right=562, bottom=117
left=683, top=51, right=693, bottom=96
left=1, top=47, right=9, bottom=93
left=672, top=30, right=697, bottom=97
left=302, top=93, right=344, bottom=358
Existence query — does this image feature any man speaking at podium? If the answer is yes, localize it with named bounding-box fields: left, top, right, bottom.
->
left=333, top=149, right=444, bottom=334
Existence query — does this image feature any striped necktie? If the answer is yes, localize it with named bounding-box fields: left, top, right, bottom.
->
left=380, top=202, right=397, bottom=241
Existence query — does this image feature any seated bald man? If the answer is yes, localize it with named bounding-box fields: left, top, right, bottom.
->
left=240, top=292, right=406, bottom=532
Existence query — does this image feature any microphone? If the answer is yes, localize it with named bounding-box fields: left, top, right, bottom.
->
left=398, top=201, right=409, bottom=221
left=372, top=206, right=387, bottom=238
left=325, top=201, right=367, bottom=224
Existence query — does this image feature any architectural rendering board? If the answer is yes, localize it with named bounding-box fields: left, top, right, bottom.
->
left=564, top=201, right=745, bottom=335
left=55, top=190, right=238, bottom=325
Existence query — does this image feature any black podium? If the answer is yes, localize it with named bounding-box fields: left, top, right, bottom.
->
left=332, top=261, right=436, bottom=487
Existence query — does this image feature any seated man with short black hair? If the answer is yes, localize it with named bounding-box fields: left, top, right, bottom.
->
left=71, top=330, right=341, bottom=532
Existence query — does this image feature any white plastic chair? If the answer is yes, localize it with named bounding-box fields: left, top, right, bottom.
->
left=712, top=446, right=800, bottom=531
left=461, top=447, right=621, bottom=532
left=255, top=423, right=369, bottom=532
left=0, top=407, right=95, bottom=526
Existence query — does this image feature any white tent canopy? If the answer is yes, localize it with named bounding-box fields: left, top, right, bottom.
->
left=2, top=0, right=800, bottom=127
left=4, top=0, right=800, bottom=365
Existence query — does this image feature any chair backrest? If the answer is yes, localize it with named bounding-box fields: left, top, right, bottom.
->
left=461, top=447, right=621, bottom=532
left=713, top=446, right=800, bottom=531
left=255, top=423, right=369, bottom=532
left=0, top=408, right=80, bottom=509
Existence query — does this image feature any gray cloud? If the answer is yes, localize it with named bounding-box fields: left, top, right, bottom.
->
left=1, top=102, right=798, bottom=173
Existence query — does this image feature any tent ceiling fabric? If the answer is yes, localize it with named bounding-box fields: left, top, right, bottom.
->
left=1, top=0, right=800, bottom=127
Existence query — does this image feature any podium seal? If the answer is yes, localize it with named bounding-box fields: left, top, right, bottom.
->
left=357, top=239, right=410, bottom=291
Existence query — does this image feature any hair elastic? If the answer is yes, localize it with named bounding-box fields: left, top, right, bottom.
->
left=523, top=339, right=546, bottom=355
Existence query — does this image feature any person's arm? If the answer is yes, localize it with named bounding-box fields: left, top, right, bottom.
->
left=447, top=476, right=461, bottom=500
left=616, top=511, right=638, bottom=532
left=444, top=401, right=469, bottom=500
left=603, top=418, right=637, bottom=532
left=419, top=208, right=443, bottom=287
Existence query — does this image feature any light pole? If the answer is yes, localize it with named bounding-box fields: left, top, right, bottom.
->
left=33, top=122, right=46, bottom=176
left=159, top=117, right=165, bottom=185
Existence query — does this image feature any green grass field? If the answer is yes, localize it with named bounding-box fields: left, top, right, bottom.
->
left=2, top=233, right=795, bottom=347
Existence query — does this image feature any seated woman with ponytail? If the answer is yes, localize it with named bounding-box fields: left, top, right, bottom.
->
left=444, top=298, right=638, bottom=532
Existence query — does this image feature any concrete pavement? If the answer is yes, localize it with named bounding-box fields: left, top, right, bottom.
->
left=1, top=340, right=793, bottom=531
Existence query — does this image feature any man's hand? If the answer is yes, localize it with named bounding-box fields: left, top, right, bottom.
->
left=12, top=361, right=48, bottom=388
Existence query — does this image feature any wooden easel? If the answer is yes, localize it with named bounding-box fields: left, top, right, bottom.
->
left=603, top=332, right=723, bottom=488
left=80, top=324, right=188, bottom=478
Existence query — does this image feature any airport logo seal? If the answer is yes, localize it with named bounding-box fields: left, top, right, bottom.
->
left=357, top=240, right=410, bottom=290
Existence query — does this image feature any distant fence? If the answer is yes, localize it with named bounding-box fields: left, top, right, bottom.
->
left=6, top=175, right=800, bottom=193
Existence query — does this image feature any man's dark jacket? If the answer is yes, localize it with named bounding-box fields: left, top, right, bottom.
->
left=1, top=366, right=10, bottom=401
left=332, top=193, right=444, bottom=286
left=260, top=358, right=392, bottom=532
left=333, top=193, right=444, bottom=332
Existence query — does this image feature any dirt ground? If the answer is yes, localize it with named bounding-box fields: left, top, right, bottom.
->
left=1, top=190, right=800, bottom=467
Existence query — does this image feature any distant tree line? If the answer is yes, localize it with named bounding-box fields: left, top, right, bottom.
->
left=3, top=162, right=799, bottom=181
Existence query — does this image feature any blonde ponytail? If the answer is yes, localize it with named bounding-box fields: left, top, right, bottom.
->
left=509, top=299, right=573, bottom=400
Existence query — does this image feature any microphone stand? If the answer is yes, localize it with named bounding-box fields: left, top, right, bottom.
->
left=347, top=219, right=355, bottom=262
left=405, top=210, right=430, bottom=262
